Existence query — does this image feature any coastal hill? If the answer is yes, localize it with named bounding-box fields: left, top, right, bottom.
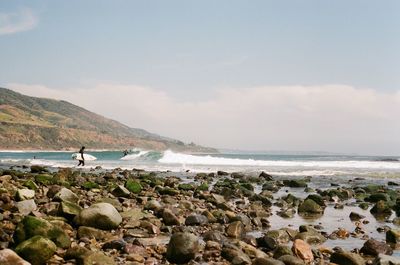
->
left=0, top=87, right=216, bottom=152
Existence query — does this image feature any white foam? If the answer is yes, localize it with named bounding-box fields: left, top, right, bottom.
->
left=120, top=151, right=149, bottom=160
left=159, top=150, right=400, bottom=170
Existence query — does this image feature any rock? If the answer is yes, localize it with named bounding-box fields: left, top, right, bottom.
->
left=330, top=251, right=366, bottom=265
left=77, top=226, right=111, bottom=240
left=185, top=214, right=208, bottom=226
left=59, top=201, right=82, bottom=219
left=144, top=200, right=162, bottom=212
left=360, top=239, right=393, bottom=256
left=350, top=212, right=365, bottom=221
left=16, top=200, right=37, bottom=216
left=217, top=171, right=230, bottom=176
left=370, top=200, right=392, bottom=215
left=226, top=221, right=244, bottom=238
left=295, top=231, right=326, bottom=245
left=162, top=209, right=180, bottom=226
left=393, top=217, right=400, bottom=226
left=298, top=199, right=324, bottom=214
left=112, top=185, right=131, bottom=197
left=386, top=229, right=400, bottom=244
left=273, top=245, right=293, bottom=259
left=23, top=180, right=39, bottom=191
left=16, top=189, right=35, bottom=201
left=53, top=188, right=79, bottom=203
left=166, top=232, right=200, bottom=264
left=373, top=253, right=400, bottom=265
left=264, top=230, right=290, bottom=245
left=305, top=194, right=325, bottom=207
left=14, top=216, right=71, bottom=248
left=0, top=249, right=31, bottom=265
left=282, top=179, right=308, bottom=188
left=366, top=193, right=390, bottom=203
left=259, top=171, right=274, bottom=181
left=203, top=230, right=226, bottom=242
left=388, top=181, right=399, bottom=186
left=238, top=241, right=269, bottom=259
left=252, top=257, right=285, bottom=265
left=76, top=202, right=122, bottom=230
left=278, top=255, right=305, bottom=265
left=102, top=239, right=127, bottom=251
left=292, top=239, right=313, bottom=263
left=222, top=245, right=252, bottom=265
left=125, top=180, right=142, bottom=194
left=82, top=251, right=116, bottom=265
left=30, top=165, right=48, bottom=173
left=15, top=236, right=57, bottom=265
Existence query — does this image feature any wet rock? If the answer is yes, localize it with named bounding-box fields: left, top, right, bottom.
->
left=252, top=257, right=285, bottom=265
left=75, top=202, right=122, bottom=230
left=298, top=199, right=324, bottom=214
left=15, top=236, right=56, bottom=265
left=370, top=201, right=392, bottom=215
left=350, top=212, right=365, bottom=221
left=278, top=254, right=305, bottom=265
left=366, top=193, right=390, bottom=203
left=292, top=239, right=313, bottom=263
left=264, top=230, right=290, bottom=245
left=203, top=230, right=226, bottom=242
left=162, top=209, right=180, bottom=226
left=360, top=239, right=393, bottom=256
left=305, top=194, right=325, bottom=207
left=112, top=185, right=131, bottom=197
left=14, top=215, right=71, bottom=248
left=16, top=200, right=37, bottom=216
left=0, top=249, right=30, bottom=265
left=166, top=232, right=200, bottom=264
left=386, top=229, right=400, bottom=244
left=282, top=179, right=308, bottom=188
left=16, top=189, right=35, bottom=201
left=295, top=231, right=326, bottom=245
left=373, top=253, right=400, bottom=265
left=185, top=214, right=209, bottom=226
left=30, top=165, right=48, bottom=173
left=217, top=171, right=229, bottom=176
left=330, top=250, right=366, bottom=265
left=53, top=187, right=79, bottom=203
left=238, top=240, right=269, bottom=259
left=277, top=208, right=295, bottom=218
left=226, top=221, right=244, bottom=238
left=259, top=171, right=274, bottom=181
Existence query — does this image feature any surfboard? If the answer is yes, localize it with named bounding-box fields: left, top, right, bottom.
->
left=71, top=153, right=97, bottom=161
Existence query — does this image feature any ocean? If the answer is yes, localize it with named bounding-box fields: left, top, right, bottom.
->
left=1, top=149, right=399, bottom=178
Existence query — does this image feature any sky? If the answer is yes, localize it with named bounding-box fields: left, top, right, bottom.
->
left=1, top=0, right=400, bottom=155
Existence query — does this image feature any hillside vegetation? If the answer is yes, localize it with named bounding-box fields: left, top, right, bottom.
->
left=0, top=87, right=216, bottom=152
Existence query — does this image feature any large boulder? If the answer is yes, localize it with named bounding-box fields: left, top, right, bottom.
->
left=14, top=216, right=71, bottom=248
left=53, top=188, right=79, bottom=203
left=15, top=236, right=57, bottom=265
left=75, top=203, right=122, bottom=230
left=166, top=232, right=200, bottom=264
left=0, top=249, right=31, bottom=265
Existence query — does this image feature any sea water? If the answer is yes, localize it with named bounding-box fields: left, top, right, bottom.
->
left=0, top=149, right=399, bottom=178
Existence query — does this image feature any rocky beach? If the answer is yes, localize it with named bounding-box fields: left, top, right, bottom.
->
left=0, top=165, right=399, bottom=265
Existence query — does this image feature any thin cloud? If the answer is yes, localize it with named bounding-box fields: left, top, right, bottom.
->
left=7, top=83, right=400, bottom=155
left=0, top=8, right=38, bottom=35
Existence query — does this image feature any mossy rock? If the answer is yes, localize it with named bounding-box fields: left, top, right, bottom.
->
left=23, top=180, right=39, bottom=190
left=282, top=179, right=308, bottom=188
left=197, top=182, right=209, bottom=191
left=178, top=183, right=196, bottom=191
left=59, top=201, right=82, bottom=219
left=34, top=174, right=53, bottom=185
left=15, top=235, right=57, bottom=265
left=82, top=181, right=99, bottom=190
left=158, top=187, right=179, bottom=196
left=14, top=216, right=71, bottom=248
left=298, top=199, right=324, bottom=214
left=239, top=183, right=254, bottom=191
left=125, top=180, right=142, bottom=194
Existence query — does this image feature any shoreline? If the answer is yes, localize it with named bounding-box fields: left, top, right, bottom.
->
left=0, top=164, right=400, bottom=264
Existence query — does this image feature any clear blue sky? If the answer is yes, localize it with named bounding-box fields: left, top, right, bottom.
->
left=1, top=1, right=400, bottom=154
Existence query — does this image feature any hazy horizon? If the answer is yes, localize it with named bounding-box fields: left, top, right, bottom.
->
left=1, top=1, right=400, bottom=155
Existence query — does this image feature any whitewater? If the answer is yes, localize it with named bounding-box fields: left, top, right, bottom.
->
left=0, top=149, right=399, bottom=177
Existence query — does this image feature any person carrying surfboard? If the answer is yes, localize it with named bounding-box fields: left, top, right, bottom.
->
left=77, top=146, right=85, bottom=166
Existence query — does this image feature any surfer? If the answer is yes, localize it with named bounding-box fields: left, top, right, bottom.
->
left=123, top=149, right=129, bottom=157
left=77, top=146, right=85, bottom=166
